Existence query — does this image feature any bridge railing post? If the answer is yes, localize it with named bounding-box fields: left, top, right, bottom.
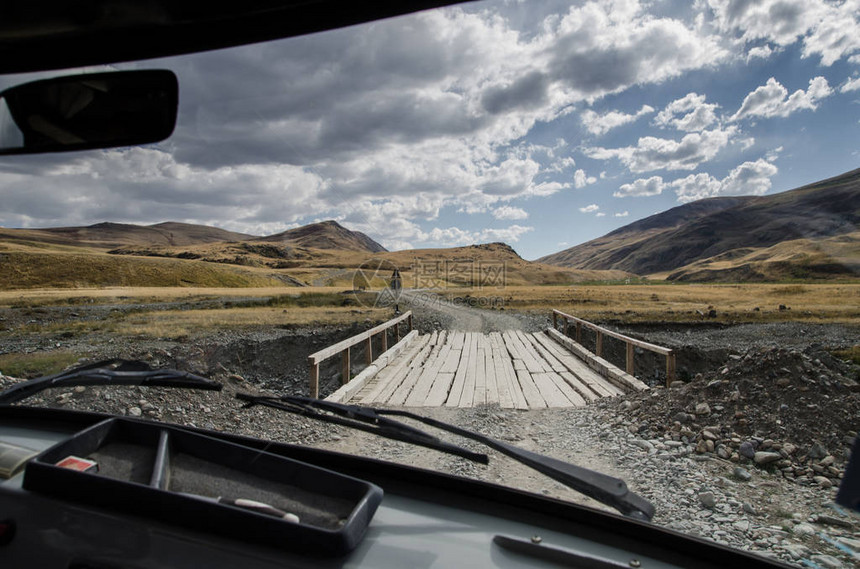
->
left=626, top=342, right=634, bottom=375
left=341, top=347, right=350, bottom=385
left=309, top=359, right=319, bottom=398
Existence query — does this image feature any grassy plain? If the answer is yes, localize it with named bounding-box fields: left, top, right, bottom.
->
left=445, top=283, right=860, bottom=324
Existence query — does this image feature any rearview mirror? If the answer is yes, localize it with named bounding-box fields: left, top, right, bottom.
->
left=0, top=69, right=177, bottom=155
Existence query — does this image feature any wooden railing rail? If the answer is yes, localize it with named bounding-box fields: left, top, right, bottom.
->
left=552, top=309, right=676, bottom=385
left=308, top=311, right=413, bottom=398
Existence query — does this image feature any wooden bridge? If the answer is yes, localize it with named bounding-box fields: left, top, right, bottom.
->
left=310, top=311, right=674, bottom=409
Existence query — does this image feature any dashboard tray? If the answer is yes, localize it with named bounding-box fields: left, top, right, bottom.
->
left=23, top=417, right=382, bottom=556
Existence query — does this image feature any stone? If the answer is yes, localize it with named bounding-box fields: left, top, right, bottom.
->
left=739, top=441, right=757, bottom=459
left=695, top=402, right=711, bottom=415
left=754, top=451, right=781, bottom=465
left=808, top=441, right=828, bottom=460
left=793, top=523, right=816, bottom=537
left=716, top=445, right=731, bottom=459
left=819, top=455, right=835, bottom=467
left=733, top=467, right=752, bottom=481
left=742, top=502, right=757, bottom=515
left=73, top=386, right=86, bottom=393
left=813, top=476, right=833, bottom=489
left=814, top=514, right=853, bottom=528
left=672, top=411, right=690, bottom=423
left=705, top=440, right=715, bottom=453
left=809, top=555, right=842, bottom=569
left=702, top=430, right=718, bottom=441
left=698, top=491, right=716, bottom=509
left=128, top=406, right=142, bottom=417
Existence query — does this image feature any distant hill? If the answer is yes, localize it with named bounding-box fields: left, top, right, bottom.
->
left=0, top=219, right=385, bottom=253
left=0, top=221, right=254, bottom=249
left=539, top=168, right=860, bottom=281
left=256, top=220, right=387, bottom=253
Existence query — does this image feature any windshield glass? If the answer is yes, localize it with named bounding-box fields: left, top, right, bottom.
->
left=1, top=1, right=858, bottom=566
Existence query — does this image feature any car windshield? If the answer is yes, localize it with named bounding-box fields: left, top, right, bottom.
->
left=1, top=1, right=859, bottom=567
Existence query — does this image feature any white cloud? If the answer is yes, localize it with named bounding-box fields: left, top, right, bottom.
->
left=573, top=169, right=597, bottom=188
left=731, top=76, right=832, bottom=120
left=579, top=204, right=600, bottom=213
left=708, top=0, right=860, bottom=66
left=671, top=158, right=779, bottom=202
left=654, top=93, right=719, bottom=132
left=614, top=176, right=665, bottom=198
left=746, top=45, right=774, bottom=61
left=587, top=127, right=736, bottom=173
left=581, top=105, right=654, bottom=136
left=492, top=205, right=529, bottom=220
left=614, top=211, right=630, bottom=217
left=595, top=212, right=606, bottom=217
left=841, top=76, right=860, bottom=93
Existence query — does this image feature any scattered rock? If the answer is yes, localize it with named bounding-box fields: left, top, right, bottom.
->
left=698, top=491, right=716, bottom=509
left=813, top=476, right=833, bottom=489
left=810, top=554, right=843, bottom=569
left=793, top=523, right=816, bottom=537
left=733, top=467, right=752, bottom=481
left=739, top=441, right=757, bottom=460
left=754, top=451, right=781, bottom=465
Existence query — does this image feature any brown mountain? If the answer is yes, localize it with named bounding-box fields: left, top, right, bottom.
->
left=0, top=219, right=386, bottom=253
left=256, top=220, right=387, bottom=253
left=0, top=221, right=253, bottom=249
left=539, top=168, right=860, bottom=281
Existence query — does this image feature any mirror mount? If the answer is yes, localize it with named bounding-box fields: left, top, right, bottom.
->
left=0, top=69, right=178, bottom=155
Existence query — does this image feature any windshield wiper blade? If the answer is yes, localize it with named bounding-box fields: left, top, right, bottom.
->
left=0, top=359, right=222, bottom=404
left=236, top=395, right=654, bottom=521
left=236, top=393, right=488, bottom=464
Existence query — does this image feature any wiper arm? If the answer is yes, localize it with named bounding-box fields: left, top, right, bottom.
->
left=236, top=395, right=654, bottom=521
left=380, top=408, right=655, bottom=521
left=236, top=393, right=488, bottom=464
left=0, top=359, right=222, bottom=404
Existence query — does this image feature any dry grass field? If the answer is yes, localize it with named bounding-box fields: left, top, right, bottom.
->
left=446, top=283, right=860, bottom=324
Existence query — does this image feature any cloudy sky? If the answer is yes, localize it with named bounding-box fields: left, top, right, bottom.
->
left=1, top=0, right=858, bottom=259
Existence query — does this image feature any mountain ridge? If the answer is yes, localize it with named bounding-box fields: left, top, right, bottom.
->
left=539, top=168, right=860, bottom=280
left=0, top=219, right=386, bottom=253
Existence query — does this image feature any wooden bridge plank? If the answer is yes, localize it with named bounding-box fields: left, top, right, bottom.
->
left=388, top=333, right=445, bottom=405
left=360, top=334, right=431, bottom=404
left=496, top=333, right=529, bottom=410
left=424, top=339, right=465, bottom=406
left=473, top=339, right=487, bottom=406
left=558, top=371, right=600, bottom=403
left=404, top=342, right=452, bottom=406
left=484, top=343, right=499, bottom=405
left=449, top=331, right=466, bottom=350
left=515, top=368, right=547, bottom=409
left=513, top=330, right=552, bottom=374
left=457, top=332, right=479, bottom=408
left=530, top=372, right=574, bottom=407
left=521, top=334, right=589, bottom=406
left=488, top=333, right=518, bottom=409
left=423, top=372, right=456, bottom=406
left=536, top=332, right=622, bottom=397
left=546, top=371, right=586, bottom=407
